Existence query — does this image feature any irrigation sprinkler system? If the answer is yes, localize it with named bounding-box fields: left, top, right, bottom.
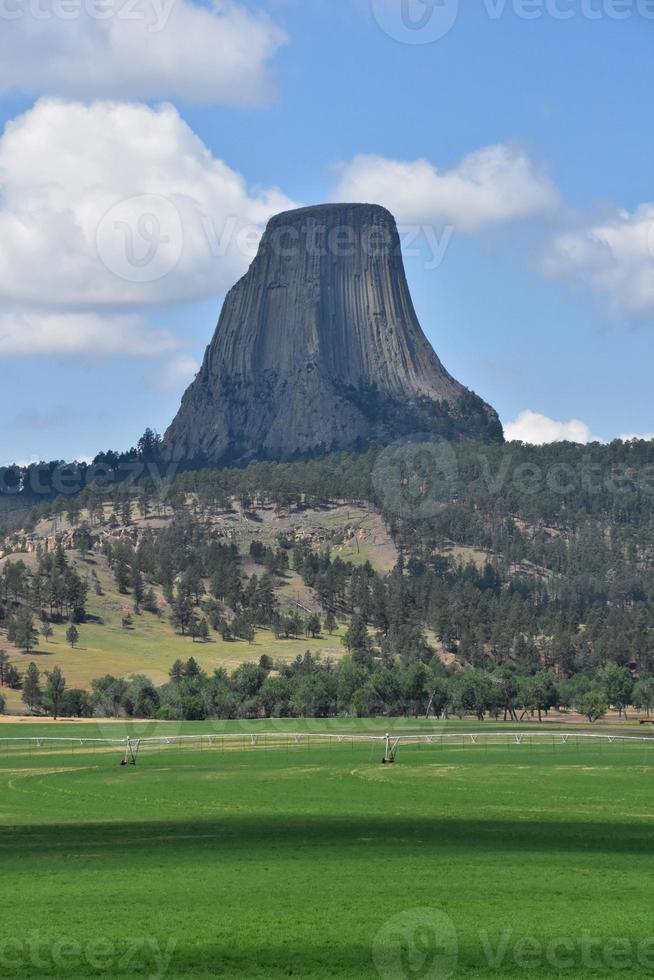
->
left=2, top=730, right=654, bottom=766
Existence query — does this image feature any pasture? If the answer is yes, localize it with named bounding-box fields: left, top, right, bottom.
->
left=2, top=720, right=654, bottom=978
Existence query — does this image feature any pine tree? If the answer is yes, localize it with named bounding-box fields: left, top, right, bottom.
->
left=184, top=657, right=202, bottom=678
left=189, top=615, right=202, bottom=643
left=22, top=662, right=42, bottom=714
left=44, top=667, right=66, bottom=720
left=121, top=497, right=133, bottom=526
left=114, top=560, right=131, bottom=595
left=171, top=591, right=194, bottom=635
left=142, top=588, right=159, bottom=614
left=4, top=665, right=21, bottom=689
left=132, top=565, right=145, bottom=612
left=13, top=608, right=38, bottom=654
left=0, top=650, right=9, bottom=686
left=324, top=611, right=337, bottom=634
left=342, top=613, right=369, bottom=653
left=306, top=614, right=321, bottom=638
left=66, top=624, right=79, bottom=649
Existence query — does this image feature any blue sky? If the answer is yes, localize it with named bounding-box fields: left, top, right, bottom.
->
left=1, top=0, right=653, bottom=464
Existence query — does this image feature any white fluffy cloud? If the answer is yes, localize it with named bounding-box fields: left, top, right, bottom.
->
left=543, top=205, right=654, bottom=316
left=333, top=145, right=559, bottom=231
left=0, top=312, right=181, bottom=356
left=150, top=354, right=200, bottom=390
left=0, top=98, right=298, bottom=310
left=620, top=432, right=654, bottom=442
left=0, top=0, right=286, bottom=105
left=505, top=410, right=598, bottom=445
left=335, top=145, right=654, bottom=324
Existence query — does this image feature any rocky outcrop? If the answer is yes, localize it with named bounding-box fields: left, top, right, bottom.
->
left=163, top=203, right=502, bottom=464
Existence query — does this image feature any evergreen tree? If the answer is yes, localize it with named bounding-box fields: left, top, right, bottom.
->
left=22, top=662, right=42, bottom=714
left=171, top=591, right=194, bottom=635
left=306, top=614, right=321, bottom=638
left=0, top=650, right=9, bottom=686
left=121, top=497, right=133, bottom=526
left=342, top=613, right=369, bottom=654
left=189, top=615, right=202, bottom=643
left=66, top=624, right=79, bottom=649
left=12, top=608, right=38, bottom=654
left=44, top=667, right=66, bottom=720
left=324, top=611, right=337, bottom=634
left=114, top=560, right=131, bottom=595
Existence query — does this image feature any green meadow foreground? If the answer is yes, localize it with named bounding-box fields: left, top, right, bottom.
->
left=2, top=721, right=654, bottom=979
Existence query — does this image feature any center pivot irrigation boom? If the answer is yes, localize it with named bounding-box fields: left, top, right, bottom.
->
left=2, top=731, right=654, bottom=767
left=382, top=733, right=400, bottom=764
left=121, top=738, right=141, bottom=766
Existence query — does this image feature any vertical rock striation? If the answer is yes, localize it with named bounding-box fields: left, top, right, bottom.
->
left=163, top=203, right=502, bottom=464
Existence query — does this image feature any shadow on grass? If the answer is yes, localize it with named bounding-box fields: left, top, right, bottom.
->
left=5, top=813, right=654, bottom=857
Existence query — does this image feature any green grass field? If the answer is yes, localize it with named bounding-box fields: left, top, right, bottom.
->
left=3, top=719, right=654, bottom=978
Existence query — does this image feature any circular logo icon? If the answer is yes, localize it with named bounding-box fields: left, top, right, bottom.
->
left=96, top=194, right=183, bottom=283
left=372, top=438, right=459, bottom=520
left=372, top=907, right=458, bottom=979
left=371, top=0, right=460, bottom=44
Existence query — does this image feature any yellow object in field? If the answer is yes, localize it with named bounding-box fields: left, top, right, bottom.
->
left=639, top=718, right=654, bottom=724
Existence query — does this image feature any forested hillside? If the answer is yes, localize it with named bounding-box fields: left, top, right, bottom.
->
left=1, top=437, right=654, bottom=719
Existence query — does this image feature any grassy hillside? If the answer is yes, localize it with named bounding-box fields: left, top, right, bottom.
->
left=0, top=501, right=394, bottom=712
left=0, top=553, right=349, bottom=714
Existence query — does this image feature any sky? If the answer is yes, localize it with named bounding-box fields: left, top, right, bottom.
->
left=1, top=0, right=653, bottom=465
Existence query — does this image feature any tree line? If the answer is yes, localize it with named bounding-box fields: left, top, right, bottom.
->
left=4, top=654, right=651, bottom=725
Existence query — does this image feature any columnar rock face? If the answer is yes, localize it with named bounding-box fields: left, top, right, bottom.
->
left=163, top=203, right=502, bottom=464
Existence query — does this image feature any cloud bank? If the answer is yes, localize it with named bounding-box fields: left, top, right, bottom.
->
left=543, top=204, right=654, bottom=317
left=0, top=98, right=298, bottom=317
left=0, top=312, right=180, bottom=357
left=333, top=145, right=560, bottom=231
left=505, top=410, right=599, bottom=445
left=0, top=0, right=286, bottom=105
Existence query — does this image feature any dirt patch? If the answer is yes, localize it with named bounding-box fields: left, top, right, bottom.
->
left=0, top=715, right=127, bottom=724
